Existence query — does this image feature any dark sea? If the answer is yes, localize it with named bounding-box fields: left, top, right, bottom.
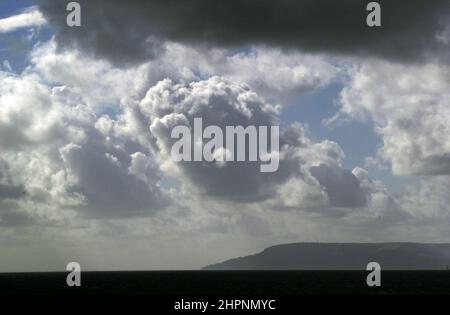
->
left=1, top=271, right=450, bottom=295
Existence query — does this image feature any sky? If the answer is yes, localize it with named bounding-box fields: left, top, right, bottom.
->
left=0, top=0, right=450, bottom=271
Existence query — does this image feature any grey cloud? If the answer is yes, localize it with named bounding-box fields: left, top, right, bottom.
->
left=400, top=176, right=450, bottom=220
left=0, top=160, right=25, bottom=200
left=59, top=124, right=170, bottom=218
left=335, top=60, right=450, bottom=176
left=0, top=211, right=35, bottom=227
left=0, top=68, right=171, bottom=221
left=146, top=77, right=292, bottom=202
left=38, top=0, right=450, bottom=65
left=0, top=185, right=25, bottom=200
left=30, top=40, right=338, bottom=112
left=311, top=164, right=367, bottom=208
left=142, top=76, right=372, bottom=211
left=422, top=154, right=450, bottom=175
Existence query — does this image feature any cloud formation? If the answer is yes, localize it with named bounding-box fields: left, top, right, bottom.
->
left=331, top=60, right=450, bottom=176
left=0, top=40, right=387, bottom=224
left=4, top=0, right=450, bottom=271
left=30, top=40, right=338, bottom=107
left=38, top=0, right=450, bottom=65
left=137, top=76, right=391, bottom=216
left=0, top=8, right=46, bottom=33
left=0, top=47, right=171, bottom=220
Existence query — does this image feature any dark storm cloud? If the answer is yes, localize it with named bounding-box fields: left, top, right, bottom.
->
left=38, top=0, right=450, bottom=65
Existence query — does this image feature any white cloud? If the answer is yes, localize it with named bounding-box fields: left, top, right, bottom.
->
left=29, top=40, right=339, bottom=111
left=138, top=76, right=393, bottom=218
left=2, top=35, right=446, bottom=271
left=0, top=40, right=397, bottom=226
left=30, top=41, right=154, bottom=111
left=1, top=60, right=12, bottom=72
left=0, top=59, right=170, bottom=222
left=0, top=8, right=46, bottom=33
left=161, top=43, right=339, bottom=104
left=329, top=60, right=450, bottom=176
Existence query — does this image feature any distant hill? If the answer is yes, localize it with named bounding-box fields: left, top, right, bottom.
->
left=203, top=243, right=450, bottom=270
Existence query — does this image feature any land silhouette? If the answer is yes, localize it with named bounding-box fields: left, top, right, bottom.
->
left=203, top=243, right=450, bottom=270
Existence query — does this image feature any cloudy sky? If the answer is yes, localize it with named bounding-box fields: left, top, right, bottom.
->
left=0, top=0, right=450, bottom=271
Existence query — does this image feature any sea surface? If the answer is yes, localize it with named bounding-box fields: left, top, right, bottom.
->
left=1, top=271, right=450, bottom=295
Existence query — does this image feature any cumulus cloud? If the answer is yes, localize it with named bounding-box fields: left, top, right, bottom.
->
left=310, top=164, right=366, bottom=208
left=0, top=7, right=46, bottom=33
left=330, top=60, right=450, bottom=176
left=143, top=77, right=287, bottom=202
left=0, top=55, right=170, bottom=221
left=0, top=40, right=352, bottom=225
left=163, top=46, right=339, bottom=104
left=0, top=21, right=429, bottom=273
left=59, top=130, right=169, bottom=218
left=29, top=40, right=337, bottom=108
left=0, top=33, right=414, bottom=234
left=135, top=76, right=392, bottom=217
left=29, top=41, right=155, bottom=111
left=349, top=167, right=411, bottom=223
left=2, top=0, right=450, bottom=272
